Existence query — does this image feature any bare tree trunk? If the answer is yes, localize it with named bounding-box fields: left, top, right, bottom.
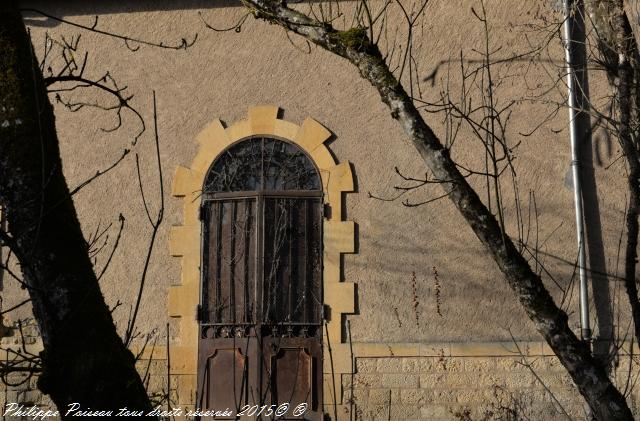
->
left=617, top=30, right=640, bottom=350
left=0, top=2, right=152, bottom=415
left=588, top=0, right=640, bottom=347
left=616, top=4, right=640, bottom=351
left=239, top=0, right=633, bottom=418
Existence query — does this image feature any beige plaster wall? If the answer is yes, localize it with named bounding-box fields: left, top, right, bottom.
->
left=2, top=0, right=628, bottom=349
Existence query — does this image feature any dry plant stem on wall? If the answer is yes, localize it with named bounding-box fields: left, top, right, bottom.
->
left=433, top=266, right=442, bottom=318
left=236, top=0, right=633, bottom=418
left=411, top=271, right=420, bottom=326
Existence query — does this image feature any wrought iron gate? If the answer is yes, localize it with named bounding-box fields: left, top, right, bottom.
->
left=196, top=137, right=323, bottom=420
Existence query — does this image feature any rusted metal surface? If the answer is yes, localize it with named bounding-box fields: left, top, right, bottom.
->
left=263, top=338, right=323, bottom=418
left=199, top=346, right=249, bottom=412
left=197, top=138, right=323, bottom=419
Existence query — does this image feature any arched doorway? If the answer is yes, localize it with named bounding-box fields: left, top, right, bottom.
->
left=197, top=136, right=323, bottom=419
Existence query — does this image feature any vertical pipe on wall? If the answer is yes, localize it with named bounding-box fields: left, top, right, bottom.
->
left=562, top=0, right=592, bottom=342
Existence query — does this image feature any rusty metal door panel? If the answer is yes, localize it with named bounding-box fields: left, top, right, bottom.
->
left=272, top=348, right=312, bottom=406
left=262, top=338, right=323, bottom=420
left=196, top=337, right=260, bottom=420
left=200, top=347, right=248, bottom=414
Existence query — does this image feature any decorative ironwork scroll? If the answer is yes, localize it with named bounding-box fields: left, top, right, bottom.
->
left=204, top=137, right=321, bottom=193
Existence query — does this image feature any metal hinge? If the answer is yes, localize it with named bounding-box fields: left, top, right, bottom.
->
left=323, top=203, right=331, bottom=220
left=195, top=304, right=202, bottom=322
left=198, top=205, right=205, bottom=221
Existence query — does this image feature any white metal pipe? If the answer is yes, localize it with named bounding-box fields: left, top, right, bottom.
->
left=562, top=0, right=591, bottom=342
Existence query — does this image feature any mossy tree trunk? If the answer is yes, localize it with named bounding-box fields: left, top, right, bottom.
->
left=239, top=0, right=633, bottom=419
left=0, top=2, right=152, bottom=416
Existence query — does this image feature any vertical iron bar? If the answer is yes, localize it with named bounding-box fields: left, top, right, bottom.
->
left=0, top=206, right=5, bottom=291
left=256, top=192, right=265, bottom=405
left=260, top=137, right=265, bottom=191
left=318, top=198, right=324, bottom=326
left=303, top=199, right=309, bottom=325
left=166, top=322, right=171, bottom=413
left=199, top=203, right=208, bottom=324
left=243, top=199, right=251, bottom=324
left=230, top=200, right=237, bottom=323
left=288, top=199, right=294, bottom=323
left=215, top=201, right=223, bottom=323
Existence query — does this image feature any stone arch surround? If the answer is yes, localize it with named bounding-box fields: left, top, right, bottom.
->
left=169, top=106, right=356, bottom=409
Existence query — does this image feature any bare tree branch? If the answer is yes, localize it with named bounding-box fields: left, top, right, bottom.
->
left=21, top=8, right=197, bottom=51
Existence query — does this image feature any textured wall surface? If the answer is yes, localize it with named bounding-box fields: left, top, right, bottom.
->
left=5, top=0, right=627, bottom=343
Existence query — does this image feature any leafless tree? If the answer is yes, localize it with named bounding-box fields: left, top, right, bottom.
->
left=0, top=1, right=192, bottom=414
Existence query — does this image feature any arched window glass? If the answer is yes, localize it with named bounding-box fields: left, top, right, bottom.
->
left=203, top=137, right=321, bottom=193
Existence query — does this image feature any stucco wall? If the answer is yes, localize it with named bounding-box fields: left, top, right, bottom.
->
left=4, top=0, right=626, bottom=344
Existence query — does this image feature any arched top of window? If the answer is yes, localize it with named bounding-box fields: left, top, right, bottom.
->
left=203, top=137, right=321, bottom=193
